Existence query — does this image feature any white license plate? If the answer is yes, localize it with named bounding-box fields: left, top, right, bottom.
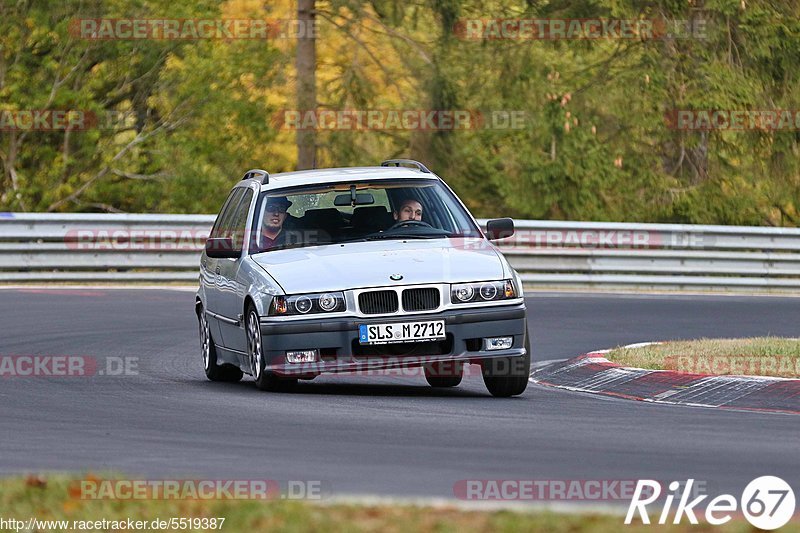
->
left=359, top=320, right=445, bottom=345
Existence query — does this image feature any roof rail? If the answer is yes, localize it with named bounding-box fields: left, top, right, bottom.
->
left=242, top=169, right=270, bottom=184
left=380, top=159, right=431, bottom=174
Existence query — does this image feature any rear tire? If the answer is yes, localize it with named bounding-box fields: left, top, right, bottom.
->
left=199, top=304, right=243, bottom=383
left=481, top=327, right=530, bottom=397
left=246, top=305, right=297, bottom=392
left=424, top=361, right=463, bottom=388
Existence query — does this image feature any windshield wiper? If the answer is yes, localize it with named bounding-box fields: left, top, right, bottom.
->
left=364, top=233, right=446, bottom=240
left=335, top=237, right=368, bottom=244
left=255, top=242, right=314, bottom=252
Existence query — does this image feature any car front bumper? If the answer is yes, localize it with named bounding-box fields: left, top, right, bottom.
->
left=258, top=303, right=527, bottom=376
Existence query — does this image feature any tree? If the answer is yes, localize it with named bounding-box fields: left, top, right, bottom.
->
left=296, top=0, right=317, bottom=170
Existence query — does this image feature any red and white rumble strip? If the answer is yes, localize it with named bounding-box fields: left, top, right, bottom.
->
left=529, top=344, right=800, bottom=415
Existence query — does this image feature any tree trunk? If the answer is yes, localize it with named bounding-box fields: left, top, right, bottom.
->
left=296, top=0, right=316, bottom=170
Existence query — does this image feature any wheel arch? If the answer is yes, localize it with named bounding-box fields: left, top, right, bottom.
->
left=244, top=295, right=257, bottom=318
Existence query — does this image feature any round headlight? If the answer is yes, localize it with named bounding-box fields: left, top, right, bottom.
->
left=479, top=283, right=497, bottom=300
left=454, top=285, right=475, bottom=302
left=295, top=296, right=312, bottom=314
left=318, top=293, right=338, bottom=312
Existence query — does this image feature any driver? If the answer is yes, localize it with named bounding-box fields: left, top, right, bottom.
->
left=259, top=196, right=292, bottom=249
left=393, top=199, right=423, bottom=222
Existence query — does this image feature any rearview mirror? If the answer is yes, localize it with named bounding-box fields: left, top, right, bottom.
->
left=334, top=193, right=375, bottom=206
left=485, top=218, right=514, bottom=241
left=205, top=237, right=240, bottom=259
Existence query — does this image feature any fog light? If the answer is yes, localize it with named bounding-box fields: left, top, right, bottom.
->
left=286, top=350, right=318, bottom=363
left=484, top=337, right=513, bottom=351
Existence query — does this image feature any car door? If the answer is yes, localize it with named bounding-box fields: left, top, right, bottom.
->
left=216, top=187, right=255, bottom=353
left=204, top=188, right=245, bottom=343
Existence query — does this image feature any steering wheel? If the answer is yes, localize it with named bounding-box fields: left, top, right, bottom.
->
left=388, top=219, right=433, bottom=230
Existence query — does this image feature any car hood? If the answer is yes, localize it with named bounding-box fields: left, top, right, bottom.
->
left=251, top=238, right=506, bottom=293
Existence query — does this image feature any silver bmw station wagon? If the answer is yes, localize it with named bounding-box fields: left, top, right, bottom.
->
left=196, top=160, right=530, bottom=397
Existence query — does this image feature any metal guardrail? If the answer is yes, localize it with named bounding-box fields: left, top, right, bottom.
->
left=0, top=213, right=211, bottom=282
left=2, top=213, right=800, bottom=291
left=504, top=220, right=800, bottom=291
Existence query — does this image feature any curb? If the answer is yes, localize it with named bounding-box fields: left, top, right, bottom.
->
left=529, top=350, right=800, bottom=415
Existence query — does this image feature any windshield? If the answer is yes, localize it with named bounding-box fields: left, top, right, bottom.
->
left=250, top=178, right=481, bottom=253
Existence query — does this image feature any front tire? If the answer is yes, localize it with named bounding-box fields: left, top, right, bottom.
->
left=481, top=327, right=530, bottom=397
left=246, top=305, right=297, bottom=392
left=199, top=305, right=243, bottom=382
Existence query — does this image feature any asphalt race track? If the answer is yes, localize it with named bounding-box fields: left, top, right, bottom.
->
left=1, top=289, right=798, bottom=503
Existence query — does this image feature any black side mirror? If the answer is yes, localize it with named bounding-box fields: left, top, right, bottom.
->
left=485, top=218, right=515, bottom=241
left=205, top=237, right=240, bottom=259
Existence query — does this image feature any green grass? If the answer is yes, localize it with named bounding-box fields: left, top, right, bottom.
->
left=606, top=337, right=800, bottom=377
left=0, top=475, right=797, bottom=532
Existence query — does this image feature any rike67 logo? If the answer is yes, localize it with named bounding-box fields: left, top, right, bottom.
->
left=626, top=476, right=796, bottom=530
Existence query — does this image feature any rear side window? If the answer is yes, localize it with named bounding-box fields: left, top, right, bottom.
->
left=229, top=189, right=254, bottom=251
left=210, top=188, right=245, bottom=239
